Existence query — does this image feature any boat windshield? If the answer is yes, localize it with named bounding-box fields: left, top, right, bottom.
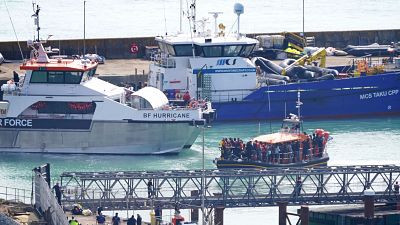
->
left=281, top=119, right=301, bottom=134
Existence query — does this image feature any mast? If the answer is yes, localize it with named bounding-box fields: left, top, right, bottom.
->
left=189, top=0, right=196, bottom=34
left=32, top=3, right=40, bottom=41
left=179, top=0, right=182, bottom=33
left=296, top=90, right=303, bottom=119
left=83, top=0, right=86, bottom=55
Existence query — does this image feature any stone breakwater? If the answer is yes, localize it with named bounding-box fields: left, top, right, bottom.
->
left=0, top=29, right=399, bottom=60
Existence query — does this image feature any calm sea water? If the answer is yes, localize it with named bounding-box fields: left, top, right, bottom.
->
left=0, top=0, right=400, bottom=41
left=0, top=117, right=399, bottom=224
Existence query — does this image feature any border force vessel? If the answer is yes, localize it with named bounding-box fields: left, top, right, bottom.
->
left=0, top=40, right=208, bottom=154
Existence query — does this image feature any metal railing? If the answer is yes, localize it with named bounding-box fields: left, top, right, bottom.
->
left=60, top=165, right=400, bottom=211
left=0, top=185, right=31, bottom=204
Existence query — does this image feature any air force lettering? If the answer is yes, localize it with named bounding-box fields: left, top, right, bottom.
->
left=0, top=118, right=33, bottom=128
left=143, top=112, right=190, bottom=119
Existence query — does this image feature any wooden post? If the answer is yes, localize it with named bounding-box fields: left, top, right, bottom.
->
left=300, top=205, right=309, bottom=225
left=214, top=207, right=224, bottom=225
left=278, top=202, right=288, bottom=225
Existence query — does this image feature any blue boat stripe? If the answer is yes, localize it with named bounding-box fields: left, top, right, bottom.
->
left=193, top=68, right=256, bottom=74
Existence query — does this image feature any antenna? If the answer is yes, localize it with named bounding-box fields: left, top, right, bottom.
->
left=189, top=0, right=196, bottom=34
left=83, top=0, right=86, bottom=55
left=233, top=3, right=244, bottom=39
left=208, top=12, right=223, bottom=36
left=31, top=2, right=40, bottom=41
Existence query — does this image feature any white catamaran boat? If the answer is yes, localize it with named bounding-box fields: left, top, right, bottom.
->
left=0, top=38, right=211, bottom=154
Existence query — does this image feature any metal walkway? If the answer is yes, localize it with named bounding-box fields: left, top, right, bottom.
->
left=60, top=165, right=400, bottom=211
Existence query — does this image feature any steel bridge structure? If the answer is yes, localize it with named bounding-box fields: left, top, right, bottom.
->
left=60, top=165, right=400, bottom=211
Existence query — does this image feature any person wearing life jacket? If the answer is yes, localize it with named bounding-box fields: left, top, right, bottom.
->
left=69, top=216, right=79, bottom=225
left=182, top=91, right=191, bottom=105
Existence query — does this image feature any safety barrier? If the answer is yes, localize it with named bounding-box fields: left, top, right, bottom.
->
left=0, top=185, right=31, bottom=204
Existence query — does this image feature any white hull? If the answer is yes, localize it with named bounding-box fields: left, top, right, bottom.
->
left=0, top=121, right=200, bottom=154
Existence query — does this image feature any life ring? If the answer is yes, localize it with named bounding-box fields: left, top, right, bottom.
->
left=189, top=100, right=198, bottom=108
left=130, top=43, right=139, bottom=54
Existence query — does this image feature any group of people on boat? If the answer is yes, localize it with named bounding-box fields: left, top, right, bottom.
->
left=219, top=131, right=329, bottom=164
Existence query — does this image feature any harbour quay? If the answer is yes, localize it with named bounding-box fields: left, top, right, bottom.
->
left=1, top=29, right=399, bottom=60
left=27, top=164, right=400, bottom=225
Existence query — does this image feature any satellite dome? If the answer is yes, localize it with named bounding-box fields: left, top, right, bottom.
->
left=234, top=3, right=244, bottom=15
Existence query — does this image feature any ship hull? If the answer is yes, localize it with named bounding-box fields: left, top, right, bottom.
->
left=213, top=72, right=400, bottom=121
left=215, top=155, right=329, bottom=169
left=0, top=120, right=200, bottom=154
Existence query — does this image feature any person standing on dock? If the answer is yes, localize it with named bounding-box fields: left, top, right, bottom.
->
left=294, top=176, right=302, bottom=198
left=112, top=213, right=121, bottom=225
left=52, top=182, right=62, bottom=205
left=137, top=214, right=142, bottom=225
left=394, top=181, right=399, bottom=194
left=147, top=180, right=154, bottom=198
left=127, top=214, right=136, bottom=225
left=155, top=205, right=162, bottom=225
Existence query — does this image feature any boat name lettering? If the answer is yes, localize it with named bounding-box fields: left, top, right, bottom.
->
left=0, top=118, right=33, bottom=127
left=359, top=89, right=399, bottom=100
left=143, top=112, right=190, bottom=119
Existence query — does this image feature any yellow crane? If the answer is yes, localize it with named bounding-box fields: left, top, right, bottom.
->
left=281, top=47, right=327, bottom=76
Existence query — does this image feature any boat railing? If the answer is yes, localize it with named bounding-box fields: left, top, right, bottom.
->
left=198, top=88, right=255, bottom=102
left=0, top=185, right=32, bottom=205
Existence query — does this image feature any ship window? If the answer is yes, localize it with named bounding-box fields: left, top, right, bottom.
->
left=223, top=45, right=243, bottom=57
left=158, top=42, right=167, bottom=53
left=166, top=44, right=175, bottom=56
left=30, top=71, right=48, bottom=83
left=65, top=71, right=82, bottom=84
left=48, top=71, right=64, bottom=83
left=174, top=44, right=195, bottom=56
left=203, top=46, right=222, bottom=57
left=240, top=44, right=255, bottom=57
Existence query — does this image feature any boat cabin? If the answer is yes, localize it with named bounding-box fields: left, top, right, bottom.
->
left=148, top=35, right=259, bottom=102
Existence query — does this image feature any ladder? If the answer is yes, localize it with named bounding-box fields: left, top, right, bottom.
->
left=201, top=74, right=212, bottom=100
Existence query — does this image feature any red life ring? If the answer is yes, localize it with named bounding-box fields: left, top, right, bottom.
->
left=130, top=43, right=139, bottom=54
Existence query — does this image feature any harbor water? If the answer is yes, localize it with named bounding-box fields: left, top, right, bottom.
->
left=0, top=117, right=399, bottom=224
left=0, top=0, right=400, bottom=41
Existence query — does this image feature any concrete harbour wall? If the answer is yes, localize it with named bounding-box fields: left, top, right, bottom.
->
left=0, top=29, right=399, bottom=60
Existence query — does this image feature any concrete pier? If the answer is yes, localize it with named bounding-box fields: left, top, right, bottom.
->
left=1, top=29, right=399, bottom=60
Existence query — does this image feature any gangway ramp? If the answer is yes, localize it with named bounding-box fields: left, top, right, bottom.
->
left=60, top=165, right=400, bottom=211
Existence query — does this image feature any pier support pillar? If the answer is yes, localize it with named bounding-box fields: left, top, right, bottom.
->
left=300, top=206, right=309, bottom=225
left=278, top=202, right=288, bottom=225
left=190, top=190, right=199, bottom=222
left=364, top=189, right=375, bottom=224
left=214, top=207, right=224, bottom=225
